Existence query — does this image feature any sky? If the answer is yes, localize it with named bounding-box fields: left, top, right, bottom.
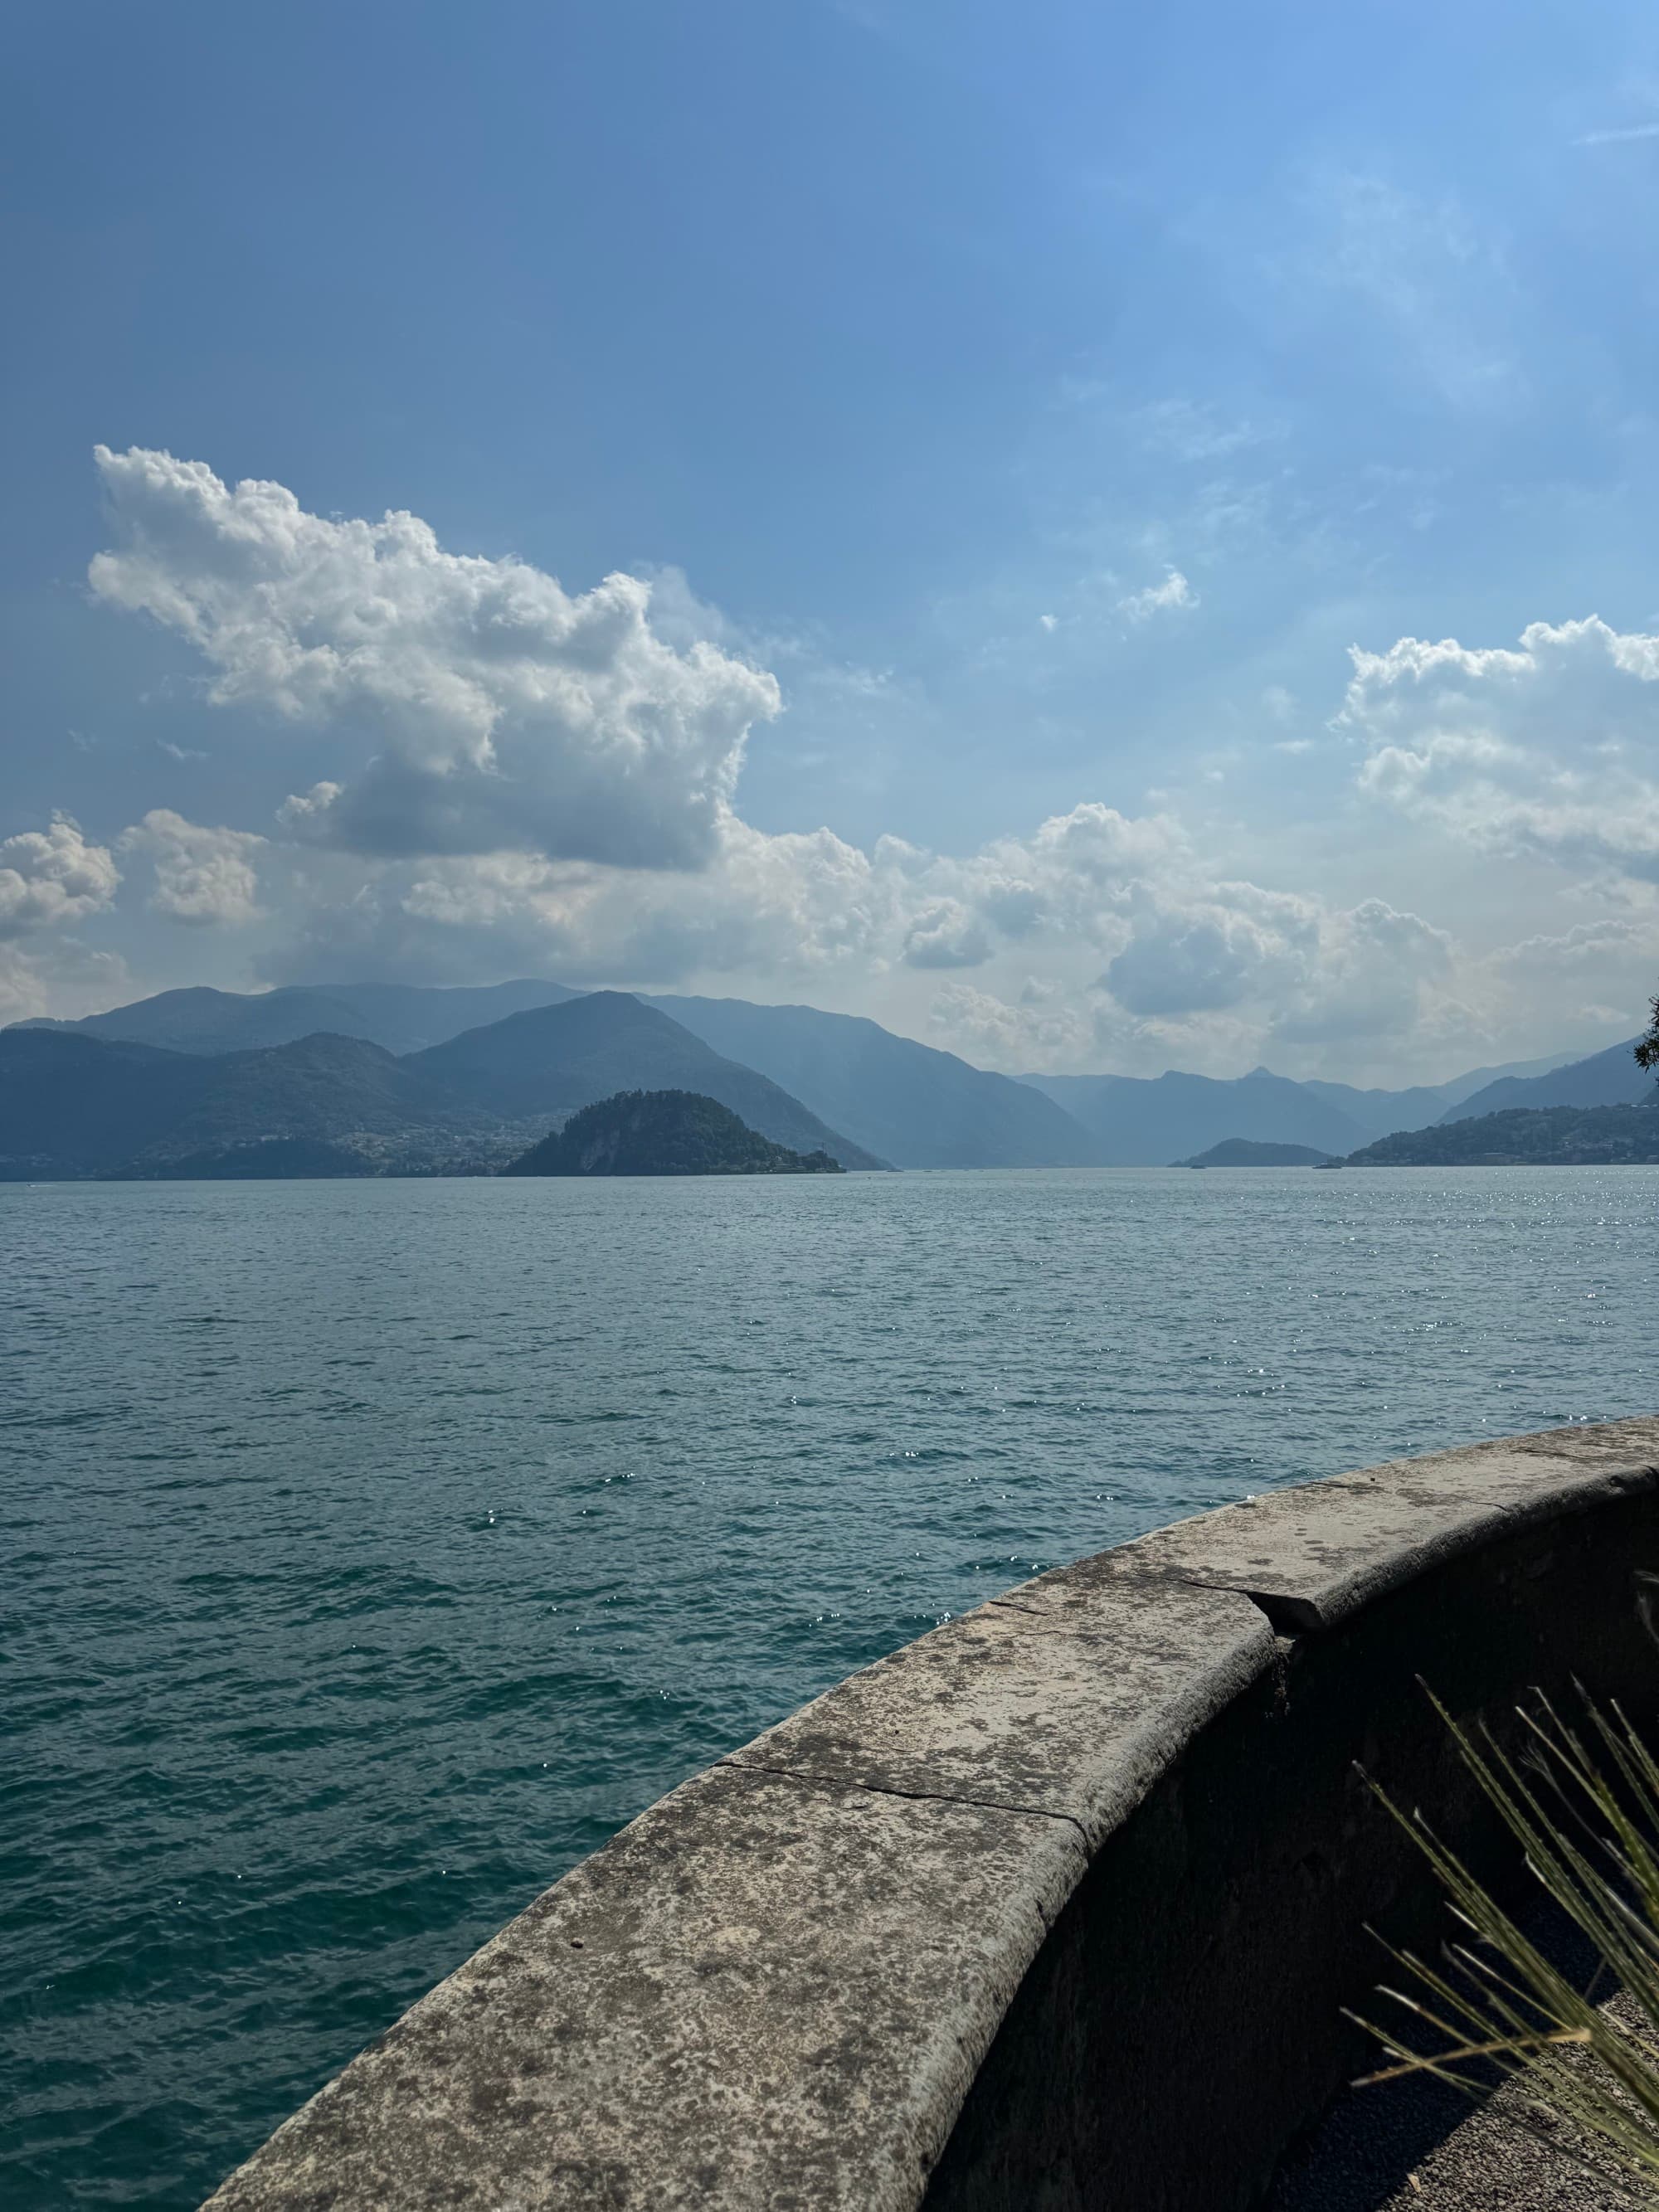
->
left=5, top=0, right=1659, bottom=1083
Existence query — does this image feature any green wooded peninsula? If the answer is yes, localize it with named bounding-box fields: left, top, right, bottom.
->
left=1345, top=1101, right=1659, bottom=1166
left=503, top=1090, right=845, bottom=1177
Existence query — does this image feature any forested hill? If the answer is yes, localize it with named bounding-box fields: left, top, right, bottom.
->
left=1178, top=1139, right=1340, bottom=1167
left=411, top=993, right=885, bottom=1170
left=1348, top=1103, right=1659, bottom=1166
left=504, top=1091, right=844, bottom=1176
left=0, top=1026, right=499, bottom=1179
left=1438, top=1037, right=1650, bottom=1123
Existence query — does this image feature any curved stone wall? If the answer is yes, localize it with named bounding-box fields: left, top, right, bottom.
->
left=202, top=1417, right=1659, bottom=2211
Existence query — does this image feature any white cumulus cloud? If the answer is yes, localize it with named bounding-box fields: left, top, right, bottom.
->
left=119, top=810, right=266, bottom=926
left=0, top=814, right=121, bottom=938
left=1103, top=906, right=1287, bottom=1016
left=89, top=446, right=781, bottom=870
left=1117, top=567, right=1198, bottom=623
left=1343, top=615, right=1659, bottom=880
left=902, top=899, right=994, bottom=970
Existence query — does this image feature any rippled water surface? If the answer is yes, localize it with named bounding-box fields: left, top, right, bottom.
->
left=5, top=1167, right=1658, bottom=2206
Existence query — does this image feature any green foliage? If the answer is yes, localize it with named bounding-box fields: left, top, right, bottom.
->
left=503, top=1089, right=844, bottom=1176
left=1355, top=1687, right=1659, bottom=2191
left=1637, top=997, right=1659, bottom=1074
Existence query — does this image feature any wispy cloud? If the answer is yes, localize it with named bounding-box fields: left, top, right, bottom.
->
left=1118, top=567, right=1198, bottom=622
left=1576, top=121, right=1659, bottom=147
left=1310, top=172, right=1522, bottom=412
left=1129, top=397, right=1282, bottom=464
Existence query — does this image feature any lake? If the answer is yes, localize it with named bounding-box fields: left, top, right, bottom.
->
left=4, top=1167, right=1657, bottom=2208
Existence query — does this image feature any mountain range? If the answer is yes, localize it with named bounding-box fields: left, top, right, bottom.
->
left=1434, top=1038, right=1654, bottom=1122
left=1024, top=1067, right=1371, bottom=1162
left=645, top=994, right=1097, bottom=1167
left=1021, top=1047, right=1592, bottom=1162
left=0, top=1027, right=499, bottom=1179
left=0, top=993, right=885, bottom=1179
left=17, top=982, right=1102, bottom=1170
left=6, top=977, right=1652, bottom=1174
left=26, top=978, right=581, bottom=1057
left=407, top=993, right=886, bottom=1169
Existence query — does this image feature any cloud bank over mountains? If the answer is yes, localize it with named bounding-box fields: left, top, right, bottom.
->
left=7, top=448, right=1658, bottom=1078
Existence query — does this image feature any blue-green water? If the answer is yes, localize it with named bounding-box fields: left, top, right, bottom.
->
left=4, top=1167, right=1657, bottom=2207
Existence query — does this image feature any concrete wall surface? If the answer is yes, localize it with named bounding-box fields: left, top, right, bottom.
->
left=201, top=1417, right=1659, bottom=2211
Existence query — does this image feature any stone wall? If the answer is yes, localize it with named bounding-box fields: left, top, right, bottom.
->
left=202, top=1417, right=1659, bottom=2210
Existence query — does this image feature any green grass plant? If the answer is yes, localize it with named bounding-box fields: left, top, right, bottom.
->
left=1353, top=1684, right=1659, bottom=2193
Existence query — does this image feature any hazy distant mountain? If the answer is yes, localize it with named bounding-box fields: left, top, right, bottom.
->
left=13, top=984, right=375, bottom=1053
left=1020, top=1045, right=1600, bottom=1159
left=1021, top=1067, right=1371, bottom=1164
left=294, top=980, right=582, bottom=1051
left=504, top=1089, right=844, bottom=1177
left=23, top=980, right=1097, bottom=1166
left=12, top=978, right=581, bottom=1057
left=1297, top=1049, right=1588, bottom=1143
left=411, top=993, right=888, bottom=1169
left=1415, top=1048, right=1586, bottom=1106
left=648, top=994, right=1102, bottom=1167
left=1289, top=1077, right=1459, bottom=1145
left=15, top=973, right=1636, bottom=1169
left=1439, top=1039, right=1654, bottom=1124
left=1353, top=1101, right=1659, bottom=1165
left=7, top=985, right=885, bottom=1172
left=0, top=1028, right=496, bottom=1179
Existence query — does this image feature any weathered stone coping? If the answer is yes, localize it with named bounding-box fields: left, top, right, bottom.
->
left=202, top=1417, right=1659, bottom=2211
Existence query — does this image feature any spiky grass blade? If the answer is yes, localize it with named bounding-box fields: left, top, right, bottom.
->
left=1355, top=1690, right=1659, bottom=2192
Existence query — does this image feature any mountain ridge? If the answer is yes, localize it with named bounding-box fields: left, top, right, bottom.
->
left=12, top=979, right=581, bottom=1057
left=0, top=1027, right=502, bottom=1179
left=646, top=994, right=1104, bottom=1167
left=407, top=993, right=887, bottom=1170
left=9, top=976, right=1650, bottom=1169
left=1438, top=1038, right=1653, bottom=1123
left=1021, top=1067, right=1372, bottom=1163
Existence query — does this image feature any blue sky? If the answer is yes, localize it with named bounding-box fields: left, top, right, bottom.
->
left=5, top=0, right=1659, bottom=1079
